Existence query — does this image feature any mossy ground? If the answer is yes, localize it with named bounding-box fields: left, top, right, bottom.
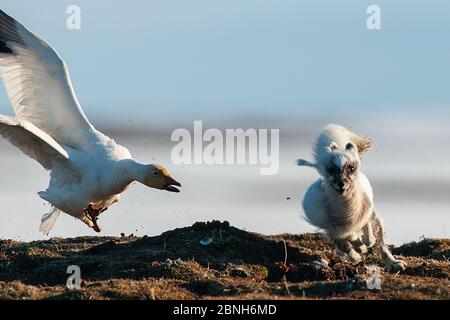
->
left=0, top=221, right=448, bottom=300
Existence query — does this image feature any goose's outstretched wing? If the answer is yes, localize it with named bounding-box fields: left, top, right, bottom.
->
left=0, top=9, right=93, bottom=149
left=0, top=114, right=69, bottom=170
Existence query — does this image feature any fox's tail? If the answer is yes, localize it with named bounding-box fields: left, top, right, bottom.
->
left=297, top=159, right=316, bottom=168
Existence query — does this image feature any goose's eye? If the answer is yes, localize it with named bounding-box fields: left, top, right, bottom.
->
left=153, top=171, right=159, bottom=176
left=327, top=167, right=336, bottom=175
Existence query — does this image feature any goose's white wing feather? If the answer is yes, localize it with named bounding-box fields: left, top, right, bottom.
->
left=0, top=114, right=69, bottom=170
left=0, top=9, right=93, bottom=148
left=39, top=206, right=61, bottom=236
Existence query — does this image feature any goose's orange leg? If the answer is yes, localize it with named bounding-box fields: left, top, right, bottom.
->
left=84, top=204, right=102, bottom=233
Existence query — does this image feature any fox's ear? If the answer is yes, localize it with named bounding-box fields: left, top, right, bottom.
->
left=297, top=159, right=316, bottom=167
left=350, top=134, right=373, bottom=156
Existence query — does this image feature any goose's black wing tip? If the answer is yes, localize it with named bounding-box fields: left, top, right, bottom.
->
left=0, top=9, right=22, bottom=54
left=0, top=9, right=16, bottom=27
left=0, top=39, right=13, bottom=54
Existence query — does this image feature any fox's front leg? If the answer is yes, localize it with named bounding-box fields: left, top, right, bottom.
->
left=361, top=219, right=376, bottom=248
left=371, top=210, right=407, bottom=272
left=344, top=232, right=368, bottom=255
left=333, top=238, right=362, bottom=262
left=349, top=236, right=368, bottom=254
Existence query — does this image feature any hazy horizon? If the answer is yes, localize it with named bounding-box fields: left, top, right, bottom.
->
left=1, top=115, right=449, bottom=245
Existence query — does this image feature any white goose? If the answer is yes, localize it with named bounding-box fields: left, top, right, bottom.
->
left=0, top=10, right=181, bottom=235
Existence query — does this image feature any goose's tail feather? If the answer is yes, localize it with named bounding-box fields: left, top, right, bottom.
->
left=39, top=206, right=61, bottom=235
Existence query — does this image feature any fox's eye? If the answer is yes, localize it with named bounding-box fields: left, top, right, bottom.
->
left=327, top=167, right=336, bottom=175
left=348, top=165, right=355, bottom=173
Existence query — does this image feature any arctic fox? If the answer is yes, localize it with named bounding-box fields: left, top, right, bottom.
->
left=298, top=124, right=406, bottom=272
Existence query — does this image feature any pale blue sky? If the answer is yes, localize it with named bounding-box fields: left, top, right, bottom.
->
left=1, top=1, right=450, bottom=123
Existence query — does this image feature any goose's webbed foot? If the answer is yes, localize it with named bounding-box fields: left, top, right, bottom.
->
left=84, top=204, right=103, bottom=233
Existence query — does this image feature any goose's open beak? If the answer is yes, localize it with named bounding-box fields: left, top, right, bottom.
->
left=163, top=175, right=181, bottom=193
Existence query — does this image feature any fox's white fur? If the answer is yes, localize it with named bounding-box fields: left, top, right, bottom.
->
left=298, top=124, right=406, bottom=272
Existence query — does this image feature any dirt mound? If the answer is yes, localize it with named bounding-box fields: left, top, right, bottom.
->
left=0, top=221, right=448, bottom=300
left=393, top=238, right=450, bottom=261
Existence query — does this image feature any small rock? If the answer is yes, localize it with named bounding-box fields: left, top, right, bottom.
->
left=200, top=236, right=214, bottom=246
left=274, top=285, right=282, bottom=291
left=229, top=267, right=251, bottom=278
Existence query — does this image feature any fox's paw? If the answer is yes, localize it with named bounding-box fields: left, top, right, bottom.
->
left=387, top=260, right=407, bottom=272
left=348, top=250, right=362, bottom=263
left=355, top=244, right=368, bottom=254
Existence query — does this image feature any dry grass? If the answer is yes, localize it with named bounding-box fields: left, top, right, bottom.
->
left=0, top=221, right=448, bottom=300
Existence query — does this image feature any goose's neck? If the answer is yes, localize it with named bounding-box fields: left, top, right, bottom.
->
left=121, top=159, right=148, bottom=184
